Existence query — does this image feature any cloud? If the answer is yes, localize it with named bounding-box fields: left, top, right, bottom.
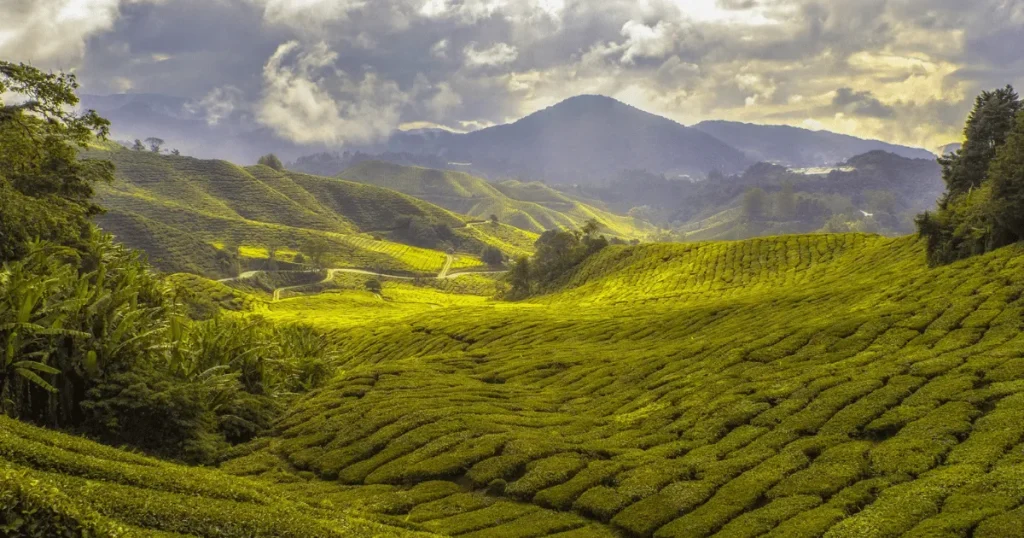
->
left=5, top=0, right=1023, bottom=153
left=186, top=86, right=245, bottom=126
left=256, top=41, right=409, bottom=146
left=0, top=0, right=122, bottom=65
left=464, top=42, right=519, bottom=68
left=619, top=20, right=681, bottom=64
left=832, top=87, right=895, bottom=118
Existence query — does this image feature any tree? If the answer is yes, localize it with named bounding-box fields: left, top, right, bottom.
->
left=481, top=246, right=504, bottom=266
left=364, top=278, right=383, bottom=295
left=917, top=86, right=1024, bottom=265
left=742, top=187, right=767, bottom=220
left=258, top=153, right=284, bottom=171
left=132, top=139, right=145, bottom=151
left=508, top=256, right=531, bottom=297
left=938, top=86, right=1021, bottom=204
left=490, top=214, right=499, bottom=226
left=581, top=218, right=601, bottom=237
left=303, top=237, right=331, bottom=268
left=774, top=182, right=796, bottom=220
left=145, top=137, right=164, bottom=153
left=987, top=110, right=1024, bottom=242
left=171, top=148, right=180, bottom=156
left=0, top=61, right=113, bottom=258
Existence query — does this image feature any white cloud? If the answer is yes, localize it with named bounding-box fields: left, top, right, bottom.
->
left=0, top=0, right=122, bottom=65
left=431, top=39, right=450, bottom=59
left=186, top=86, right=245, bottom=126
left=619, top=20, right=680, bottom=64
left=464, top=42, right=519, bottom=68
left=256, top=40, right=409, bottom=145
left=252, top=0, right=367, bottom=29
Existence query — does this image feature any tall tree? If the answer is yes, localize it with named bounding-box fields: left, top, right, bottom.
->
left=938, top=86, right=1021, bottom=205
left=917, top=85, right=1024, bottom=265
left=987, top=111, right=1024, bottom=242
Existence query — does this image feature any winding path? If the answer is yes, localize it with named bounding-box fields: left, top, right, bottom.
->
left=221, top=256, right=506, bottom=302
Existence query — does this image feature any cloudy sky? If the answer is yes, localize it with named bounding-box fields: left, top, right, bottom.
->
left=2, top=0, right=1023, bottom=151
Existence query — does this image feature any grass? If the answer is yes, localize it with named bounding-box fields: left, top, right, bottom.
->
left=206, top=232, right=1024, bottom=538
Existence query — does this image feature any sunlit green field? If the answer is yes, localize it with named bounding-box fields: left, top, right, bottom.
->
left=211, top=233, right=1024, bottom=537
left=9, top=232, right=1024, bottom=537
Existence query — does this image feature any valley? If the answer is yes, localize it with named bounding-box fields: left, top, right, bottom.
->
left=3, top=20, right=1024, bottom=538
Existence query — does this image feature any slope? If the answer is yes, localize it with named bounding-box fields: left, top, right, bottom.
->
left=229, top=233, right=1024, bottom=538
left=89, top=148, right=531, bottom=277
left=0, top=415, right=434, bottom=537
left=339, top=160, right=653, bottom=238
left=693, top=120, right=936, bottom=167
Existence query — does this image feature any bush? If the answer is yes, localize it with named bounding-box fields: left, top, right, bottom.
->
left=481, top=246, right=505, bottom=266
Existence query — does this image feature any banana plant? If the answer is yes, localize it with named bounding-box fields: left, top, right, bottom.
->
left=0, top=243, right=90, bottom=416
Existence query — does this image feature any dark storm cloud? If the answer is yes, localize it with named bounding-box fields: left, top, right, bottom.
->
left=2, top=0, right=1022, bottom=150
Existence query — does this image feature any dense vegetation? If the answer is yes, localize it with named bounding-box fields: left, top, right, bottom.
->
left=916, top=86, right=1024, bottom=265
left=0, top=62, right=350, bottom=466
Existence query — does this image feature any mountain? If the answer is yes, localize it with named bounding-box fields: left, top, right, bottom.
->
left=338, top=160, right=655, bottom=237
left=386, top=95, right=753, bottom=182
left=938, top=142, right=962, bottom=155
left=89, top=147, right=538, bottom=278
left=567, top=150, right=942, bottom=240
left=693, top=120, right=937, bottom=166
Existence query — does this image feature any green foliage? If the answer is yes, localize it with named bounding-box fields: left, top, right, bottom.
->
left=917, top=85, right=1024, bottom=264
left=506, top=221, right=609, bottom=298
left=481, top=245, right=504, bottom=266
left=0, top=417, right=430, bottom=537
left=0, top=61, right=113, bottom=261
left=257, top=153, right=285, bottom=171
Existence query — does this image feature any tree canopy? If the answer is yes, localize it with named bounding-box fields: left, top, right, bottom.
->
left=916, top=85, right=1024, bottom=265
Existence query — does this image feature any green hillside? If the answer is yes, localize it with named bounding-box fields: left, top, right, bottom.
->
left=89, top=149, right=535, bottom=277
left=339, top=160, right=654, bottom=238
left=219, top=233, right=1024, bottom=538
left=0, top=416, right=434, bottom=537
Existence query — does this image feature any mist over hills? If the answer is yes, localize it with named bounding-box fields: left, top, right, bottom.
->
left=693, top=120, right=937, bottom=167
left=83, top=92, right=936, bottom=185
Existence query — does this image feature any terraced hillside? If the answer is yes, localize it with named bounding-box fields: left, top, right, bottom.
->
left=0, top=416, right=433, bottom=537
left=225, top=234, right=1024, bottom=538
left=339, top=160, right=654, bottom=238
left=89, top=149, right=534, bottom=277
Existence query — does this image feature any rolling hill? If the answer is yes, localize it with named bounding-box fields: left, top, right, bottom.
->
left=206, top=232, right=1024, bottom=538
left=693, top=121, right=936, bottom=167
left=10, top=230, right=1024, bottom=536
left=89, top=148, right=538, bottom=278
left=339, top=160, right=655, bottom=237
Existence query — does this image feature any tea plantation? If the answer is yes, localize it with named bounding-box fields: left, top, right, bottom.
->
left=87, top=148, right=538, bottom=278
left=339, top=160, right=653, bottom=238
left=214, top=233, right=1024, bottom=537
